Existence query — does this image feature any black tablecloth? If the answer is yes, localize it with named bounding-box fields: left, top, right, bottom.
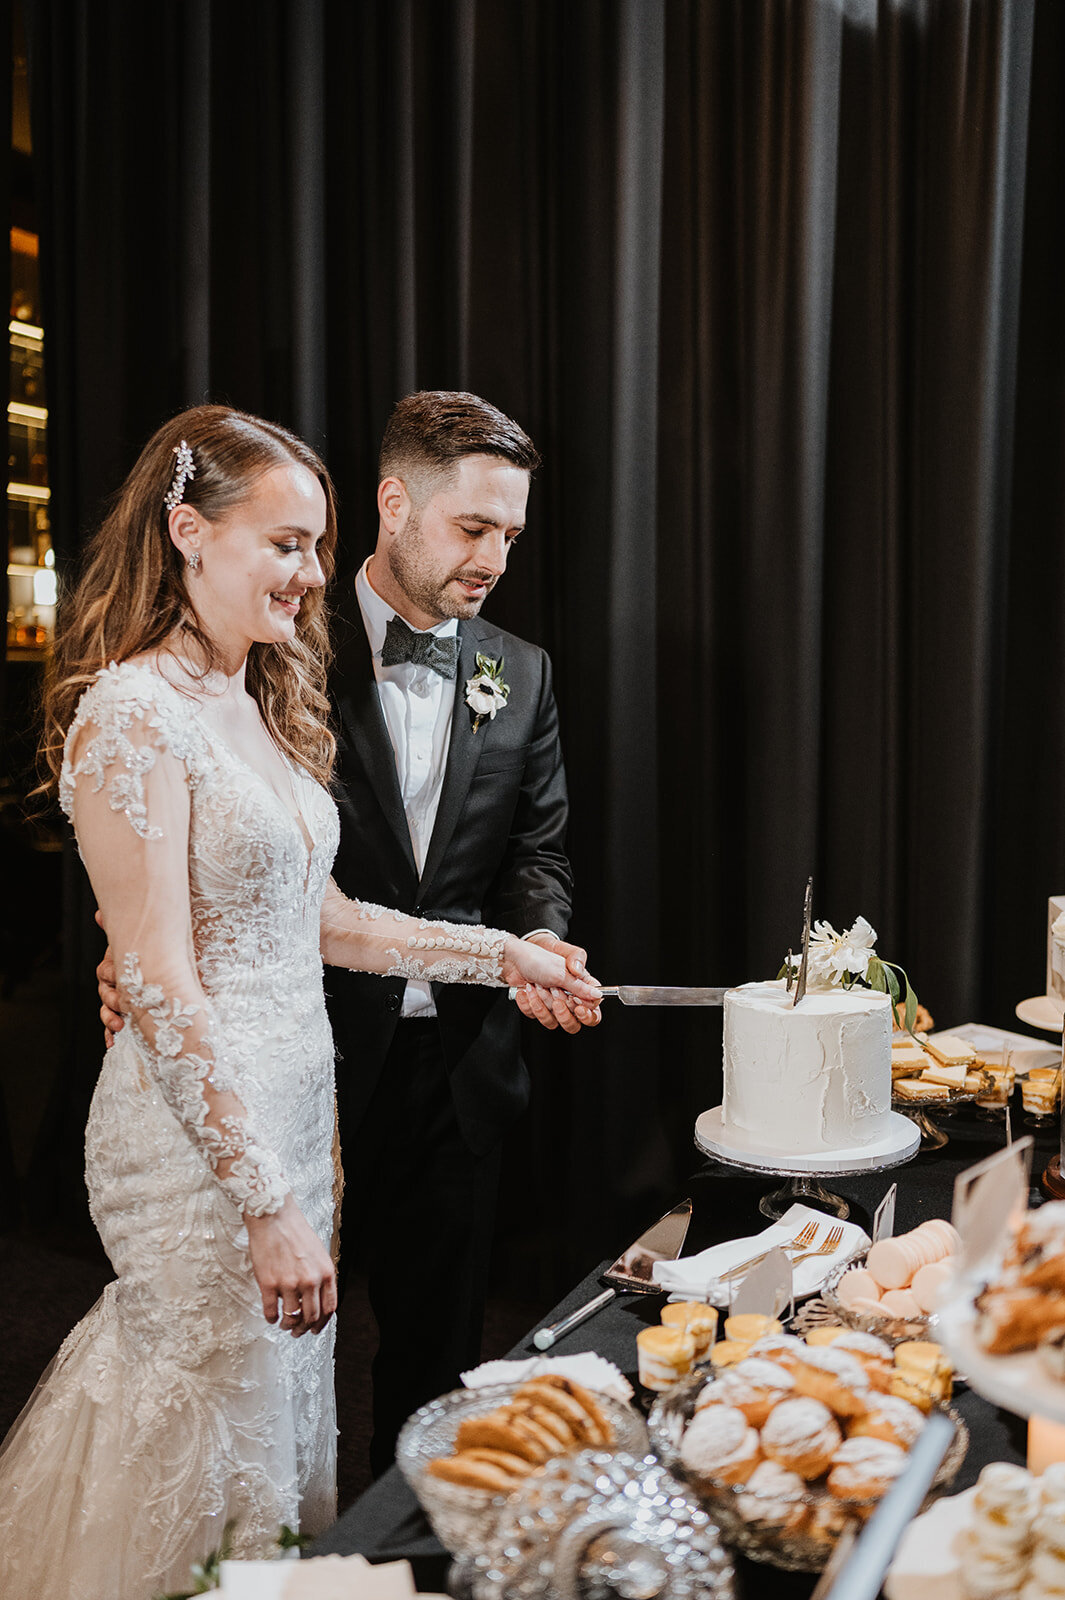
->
left=311, top=1104, right=1057, bottom=1596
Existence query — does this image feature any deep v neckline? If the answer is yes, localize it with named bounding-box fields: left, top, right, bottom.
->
left=201, top=726, right=319, bottom=868
left=125, top=660, right=320, bottom=871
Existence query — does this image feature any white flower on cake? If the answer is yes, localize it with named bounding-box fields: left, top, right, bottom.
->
left=780, top=912, right=919, bottom=1033
left=1052, top=912, right=1065, bottom=947
left=805, top=916, right=878, bottom=988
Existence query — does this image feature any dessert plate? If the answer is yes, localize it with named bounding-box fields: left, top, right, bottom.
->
left=883, top=1485, right=975, bottom=1600
left=938, top=1286, right=1065, bottom=1425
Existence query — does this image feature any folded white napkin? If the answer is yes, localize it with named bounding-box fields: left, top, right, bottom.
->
left=651, top=1203, right=870, bottom=1306
left=461, top=1352, right=633, bottom=1403
left=218, top=1554, right=445, bottom=1600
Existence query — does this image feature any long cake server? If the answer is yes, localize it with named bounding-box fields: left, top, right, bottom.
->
left=531, top=1199, right=693, bottom=1349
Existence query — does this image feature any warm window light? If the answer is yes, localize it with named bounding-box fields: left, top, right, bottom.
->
left=33, top=567, right=57, bottom=606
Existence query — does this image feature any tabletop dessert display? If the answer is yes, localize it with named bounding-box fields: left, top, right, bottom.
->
left=646, top=1324, right=968, bottom=1572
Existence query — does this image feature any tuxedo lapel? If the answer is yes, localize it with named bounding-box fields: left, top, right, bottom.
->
left=333, top=606, right=417, bottom=876
left=418, top=621, right=496, bottom=895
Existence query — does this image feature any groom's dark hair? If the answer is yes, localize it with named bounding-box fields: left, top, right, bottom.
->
left=379, top=391, right=540, bottom=500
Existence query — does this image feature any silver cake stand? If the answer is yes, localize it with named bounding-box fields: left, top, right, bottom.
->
left=694, top=1107, right=921, bottom=1220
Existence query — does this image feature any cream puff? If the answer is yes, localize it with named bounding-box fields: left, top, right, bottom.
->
left=827, top=1437, right=907, bottom=1508
left=847, top=1393, right=926, bottom=1450
left=708, top=1357, right=795, bottom=1427
left=792, top=1346, right=871, bottom=1418
left=760, top=1397, right=842, bottom=1480
left=680, top=1403, right=762, bottom=1485
left=829, top=1331, right=894, bottom=1392
left=736, top=1460, right=809, bottom=1533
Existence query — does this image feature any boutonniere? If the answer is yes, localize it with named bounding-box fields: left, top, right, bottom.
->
left=465, top=653, right=510, bottom=732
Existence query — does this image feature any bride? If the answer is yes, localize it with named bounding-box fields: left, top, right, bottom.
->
left=0, top=405, right=600, bottom=1600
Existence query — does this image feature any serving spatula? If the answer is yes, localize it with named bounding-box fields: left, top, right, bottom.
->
left=531, top=1198, right=693, bottom=1349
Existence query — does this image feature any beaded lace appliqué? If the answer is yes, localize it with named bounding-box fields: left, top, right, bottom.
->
left=121, top=953, right=289, bottom=1217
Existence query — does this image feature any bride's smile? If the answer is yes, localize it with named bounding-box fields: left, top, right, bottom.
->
left=171, top=460, right=329, bottom=670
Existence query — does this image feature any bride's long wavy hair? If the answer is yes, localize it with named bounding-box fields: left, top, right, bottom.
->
left=41, top=404, right=339, bottom=792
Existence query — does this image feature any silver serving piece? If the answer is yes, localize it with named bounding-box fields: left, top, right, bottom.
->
left=793, top=876, right=814, bottom=1006
left=533, top=1200, right=692, bottom=1349
left=453, top=1451, right=736, bottom=1600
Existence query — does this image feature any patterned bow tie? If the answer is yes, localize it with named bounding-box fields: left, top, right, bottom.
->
left=381, top=614, right=460, bottom=679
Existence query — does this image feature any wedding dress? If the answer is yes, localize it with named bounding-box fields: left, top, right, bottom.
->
left=0, top=660, right=507, bottom=1600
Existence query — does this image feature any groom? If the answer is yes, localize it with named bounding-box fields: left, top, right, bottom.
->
left=326, top=391, right=596, bottom=1473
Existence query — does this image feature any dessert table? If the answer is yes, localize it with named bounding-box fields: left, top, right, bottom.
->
left=310, top=1104, right=1055, bottom=1596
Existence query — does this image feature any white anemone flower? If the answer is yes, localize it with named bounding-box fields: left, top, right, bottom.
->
left=803, top=915, right=878, bottom=987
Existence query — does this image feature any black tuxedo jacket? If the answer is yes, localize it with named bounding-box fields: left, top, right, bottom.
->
left=325, top=596, right=573, bottom=1156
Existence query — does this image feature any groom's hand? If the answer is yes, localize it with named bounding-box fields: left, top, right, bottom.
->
left=94, top=910, right=124, bottom=1047
left=514, top=934, right=602, bottom=1034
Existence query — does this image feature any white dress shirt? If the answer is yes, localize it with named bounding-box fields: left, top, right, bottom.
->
left=355, top=559, right=459, bottom=1017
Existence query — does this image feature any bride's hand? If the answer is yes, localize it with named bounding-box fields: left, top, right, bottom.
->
left=244, top=1193, right=337, bottom=1336
left=501, top=936, right=603, bottom=1020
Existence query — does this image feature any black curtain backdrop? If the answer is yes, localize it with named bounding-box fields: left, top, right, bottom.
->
left=20, top=0, right=1065, bottom=1288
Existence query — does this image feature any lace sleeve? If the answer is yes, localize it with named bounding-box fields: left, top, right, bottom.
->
left=318, top=879, right=507, bottom=986
left=63, top=672, right=290, bottom=1218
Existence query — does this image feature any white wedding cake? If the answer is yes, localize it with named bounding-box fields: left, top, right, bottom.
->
left=722, top=981, right=893, bottom=1156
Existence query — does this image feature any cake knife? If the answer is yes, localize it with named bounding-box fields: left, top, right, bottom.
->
left=508, top=985, right=729, bottom=1005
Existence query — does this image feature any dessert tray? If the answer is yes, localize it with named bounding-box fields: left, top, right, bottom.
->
left=890, top=1086, right=981, bottom=1151
left=883, top=1485, right=976, bottom=1600
left=937, top=1284, right=1065, bottom=1426
left=646, top=1370, right=968, bottom=1573
left=820, top=1259, right=935, bottom=1345
left=396, top=1383, right=648, bottom=1560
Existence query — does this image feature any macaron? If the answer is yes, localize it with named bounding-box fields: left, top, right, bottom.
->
left=911, top=1260, right=952, bottom=1314
left=837, top=1268, right=881, bottom=1308
left=878, top=1289, right=923, bottom=1319
left=866, top=1239, right=914, bottom=1291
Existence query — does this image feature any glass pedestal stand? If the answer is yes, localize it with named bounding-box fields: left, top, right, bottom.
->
left=694, top=1107, right=921, bottom=1221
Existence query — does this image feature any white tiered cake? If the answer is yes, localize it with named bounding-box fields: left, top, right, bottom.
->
left=722, top=981, right=893, bottom=1156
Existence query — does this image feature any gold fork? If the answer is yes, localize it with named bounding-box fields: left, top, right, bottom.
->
left=722, top=1221, right=820, bottom=1281
left=790, top=1225, right=845, bottom=1267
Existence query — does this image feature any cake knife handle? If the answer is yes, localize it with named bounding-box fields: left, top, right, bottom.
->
left=532, top=1288, right=616, bottom=1350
